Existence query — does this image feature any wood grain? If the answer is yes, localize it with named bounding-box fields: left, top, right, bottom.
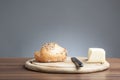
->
left=0, top=58, right=120, bottom=80
left=25, top=57, right=110, bottom=73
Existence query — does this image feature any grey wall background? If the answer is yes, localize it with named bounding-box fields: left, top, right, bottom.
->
left=0, top=0, right=120, bottom=57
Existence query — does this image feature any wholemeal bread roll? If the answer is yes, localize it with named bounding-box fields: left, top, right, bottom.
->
left=34, top=42, right=67, bottom=62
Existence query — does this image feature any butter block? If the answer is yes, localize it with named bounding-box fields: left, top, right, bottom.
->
left=87, top=48, right=106, bottom=63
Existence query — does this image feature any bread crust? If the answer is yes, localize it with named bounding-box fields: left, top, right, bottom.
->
left=34, top=42, right=67, bottom=62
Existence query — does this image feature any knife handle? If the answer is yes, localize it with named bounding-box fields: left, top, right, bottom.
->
left=71, top=57, right=83, bottom=69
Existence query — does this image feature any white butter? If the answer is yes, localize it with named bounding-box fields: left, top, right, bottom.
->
left=87, top=48, right=106, bottom=63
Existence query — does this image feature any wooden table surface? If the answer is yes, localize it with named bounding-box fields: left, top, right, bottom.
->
left=0, top=58, right=120, bottom=80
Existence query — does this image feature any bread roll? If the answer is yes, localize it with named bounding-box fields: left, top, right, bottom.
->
left=34, top=42, right=67, bottom=62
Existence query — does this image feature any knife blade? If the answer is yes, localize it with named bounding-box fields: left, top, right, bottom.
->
left=71, top=57, right=83, bottom=69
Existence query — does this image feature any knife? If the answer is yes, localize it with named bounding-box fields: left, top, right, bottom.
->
left=71, top=57, right=83, bottom=69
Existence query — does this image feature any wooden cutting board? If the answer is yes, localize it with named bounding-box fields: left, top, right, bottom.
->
left=25, top=57, right=110, bottom=73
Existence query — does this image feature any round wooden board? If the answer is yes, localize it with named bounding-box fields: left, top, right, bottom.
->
left=25, top=57, right=110, bottom=73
